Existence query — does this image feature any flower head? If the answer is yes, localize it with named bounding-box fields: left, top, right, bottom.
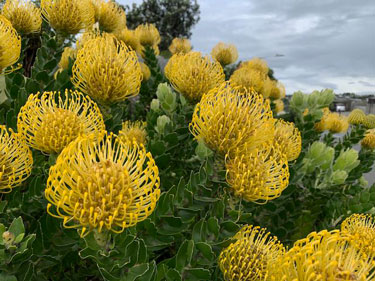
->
left=269, top=230, right=375, bottom=281
left=240, top=57, right=269, bottom=76
left=190, top=83, right=274, bottom=156
left=230, top=67, right=265, bottom=95
left=58, top=47, right=76, bottom=70
left=76, top=28, right=101, bottom=50
left=219, top=225, right=285, bottom=281
left=168, top=38, right=191, bottom=54
left=0, top=125, right=33, bottom=193
left=361, top=129, right=375, bottom=150
left=226, top=143, right=289, bottom=203
left=17, top=90, right=105, bottom=154
left=327, top=114, right=349, bottom=134
left=0, top=15, right=21, bottom=74
left=92, top=0, right=126, bottom=33
left=72, top=34, right=142, bottom=103
left=211, top=42, right=238, bottom=66
left=348, top=108, right=366, bottom=125
left=140, top=62, right=151, bottom=81
left=2, top=0, right=42, bottom=34
left=363, top=114, right=375, bottom=129
left=41, top=0, right=95, bottom=35
left=269, top=81, right=286, bottom=99
left=45, top=133, right=160, bottom=237
left=165, top=51, right=225, bottom=102
left=274, top=119, right=301, bottom=161
left=274, top=99, right=284, bottom=114
left=115, top=28, right=141, bottom=52
left=341, top=214, right=375, bottom=256
left=118, top=120, right=147, bottom=145
left=135, top=23, right=160, bottom=47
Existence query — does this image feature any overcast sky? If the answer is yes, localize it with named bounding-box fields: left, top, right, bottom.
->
left=120, top=0, right=375, bottom=95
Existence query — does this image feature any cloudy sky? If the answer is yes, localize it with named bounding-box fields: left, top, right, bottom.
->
left=120, top=0, right=375, bottom=95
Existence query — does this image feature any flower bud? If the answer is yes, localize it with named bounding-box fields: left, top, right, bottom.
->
left=290, top=91, right=304, bottom=109
left=331, top=170, right=348, bottom=185
left=156, top=83, right=176, bottom=113
left=150, top=99, right=160, bottom=112
left=333, top=149, right=360, bottom=173
left=359, top=176, right=369, bottom=187
left=2, top=231, right=15, bottom=247
left=156, top=115, right=171, bottom=134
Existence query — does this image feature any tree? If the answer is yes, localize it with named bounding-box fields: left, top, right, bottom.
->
left=124, top=0, right=200, bottom=51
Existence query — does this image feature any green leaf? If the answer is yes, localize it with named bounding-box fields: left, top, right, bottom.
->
left=192, top=219, right=205, bottom=242
left=176, top=239, right=194, bottom=271
left=207, top=217, right=220, bottom=237
left=196, top=242, right=214, bottom=261
left=124, top=263, right=149, bottom=281
left=0, top=274, right=17, bottom=281
left=8, top=217, right=25, bottom=238
left=184, top=268, right=211, bottom=280
left=25, top=79, right=39, bottom=94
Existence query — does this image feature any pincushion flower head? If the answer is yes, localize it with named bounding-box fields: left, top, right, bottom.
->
left=0, top=15, right=21, bottom=74
left=240, top=57, right=269, bottom=76
left=0, top=125, right=33, bottom=193
left=2, top=0, right=42, bottom=34
left=274, top=99, right=284, bottom=114
left=140, top=62, right=151, bottom=81
left=168, top=38, right=191, bottom=54
left=92, top=0, right=126, bottom=33
left=165, top=52, right=225, bottom=102
left=41, top=0, right=94, bottom=35
left=327, top=114, right=349, bottom=134
left=76, top=27, right=101, bottom=50
left=226, top=143, right=289, bottom=203
left=274, top=119, right=301, bottom=161
left=219, top=225, right=285, bottom=281
left=118, top=120, right=147, bottom=145
left=341, top=214, right=375, bottom=256
left=362, top=129, right=375, bottom=150
left=348, top=108, right=366, bottom=125
left=115, top=28, right=141, bottom=53
left=363, top=114, right=375, bottom=129
left=230, top=67, right=265, bottom=95
left=17, top=90, right=105, bottom=154
left=45, top=133, right=160, bottom=237
left=58, top=47, right=76, bottom=70
left=269, top=230, right=375, bottom=281
left=269, top=81, right=286, bottom=99
left=211, top=42, right=238, bottom=66
left=135, top=23, right=160, bottom=47
left=72, top=34, right=142, bottom=104
left=190, top=82, right=274, bottom=156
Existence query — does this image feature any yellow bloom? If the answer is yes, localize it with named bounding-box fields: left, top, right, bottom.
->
left=2, top=0, right=42, bottom=34
left=361, top=129, right=375, bottom=150
left=211, top=42, right=238, bottom=66
left=226, top=143, right=289, bottom=203
left=58, top=47, right=76, bottom=70
left=269, top=230, right=375, bottom=281
left=168, top=38, right=191, bottom=54
left=274, top=99, right=284, bottom=114
left=341, top=214, right=375, bottom=256
left=261, top=77, right=274, bottom=99
left=45, top=133, right=160, bottom=237
left=165, top=51, right=225, bottom=102
left=135, top=23, right=160, bottom=47
left=92, top=0, right=126, bottom=33
left=219, top=225, right=285, bottom=281
left=17, top=90, right=105, bottom=154
left=0, top=125, right=33, bottom=193
left=190, top=82, right=274, bottom=156
left=230, top=67, right=265, bottom=95
left=0, top=15, right=21, bottom=74
left=240, top=57, right=269, bottom=76
left=269, top=81, right=286, bottom=99
left=314, top=107, right=332, bottom=132
left=118, top=120, right=147, bottom=145
left=41, top=0, right=95, bottom=35
left=72, top=34, right=142, bottom=103
left=274, top=119, right=301, bottom=161
left=115, top=28, right=141, bottom=53
left=348, top=108, right=366, bottom=125
left=76, top=27, right=101, bottom=50
left=139, top=62, right=151, bottom=81
left=327, top=114, right=349, bottom=134
left=363, top=114, right=375, bottom=129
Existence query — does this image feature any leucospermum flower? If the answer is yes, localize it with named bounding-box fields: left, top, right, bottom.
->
left=219, top=225, right=285, bottom=281
left=76, top=28, right=101, bottom=50
left=41, top=0, right=94, bottom=35
left=135, top=23, right=160, bottom=47
left=58, top=47, right=76, bottom=70
left=190, top=83, right=274, bottom=156
left=226, top=143, right=289, bottom=203
left=348, top=108, right=366, bottom=125
left=118, top=120, right=147, bottom=145
left=92, top=0, right=126, bottom=33
left=269, top=81, right=286, bottom=99
left=230, top=67, right=265, bottom=95
left=240, top=57, right=269, bottom=76
left=363, top=114, right=375, bottom=129
left=327, top=114, right=349, bottom=134
left=115, top=29, right=141, bottom=53
left=2, top=0, right=42, bottom=34
left=273, top=99, right=284, bottom=114
left=269, top=230, right=375, bottom=281
left=168, top=38, right=191, bottom=54
left=139, top=62, right=151, bottom=81
left=45, top=133, right=160, bottom=237
left=17, top=90, right=105, bottom=154
left=314, top=107, right=331, bottom=132
left=341, top=214, right=375, bottom=256
left=0, top=15, right=21, bottom=74
left=0, top=125, right=33, bottom=193
left=165, top=52, right=225, bottom=102
left=72, top=34, right=142, bottom=103
left=274, top=119, right=301, bottom=161
left=211, top=42, right=238, bottom=66
left=361, top=129, right=375, bottom=150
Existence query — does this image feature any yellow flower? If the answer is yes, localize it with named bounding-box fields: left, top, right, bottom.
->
left=92, top=0, right=126, bottom=33
left=115, top=28, right=141, bottom=53
left=139, top=62, right=151, bottom=81
left=72, top=34, right=142, bottom=103
left=135, top=23, right=160, bottom=47
left=226, top=143, right=289, bottom=203
left=269, top=230, right=375, bottom=281
left=273, top=99, right=284, bottom=114
left=58, top=47, right=76, bottom=70
left=314, top=107, right=331, bottom=132
left=361, top=129, right=375, bottom=150
left=341, top=214, right=375, bottom=256
left=261, top=77, right=274, bottom=99
left=0, top=15, right=21, bottom=74
left=211, top=42, right=238, bottom=66
left=118, top=120, right=147, bottom=145
left=269, top=81, right=286, bottom=99
left=327, top=114, right=349, bottom=134
left=45, top=133, right=160, bottom=237
left=0, top=125, right=33, bottom=193
left=274, top=119, right=301, bottom=161
left=363, top=114, right=375, bottom=129
left=230, top=67, right=265, bottom=95
left=2, top=0, right=42, bottom=34
left=41, top=0, right=95, bottom=35
left=17, top=90, right=105, bottom=154
left=240, top=57, right=269, bottom=76
left=165, top=51, right=225, bottom=102
left=76, top=27, right=101, bottom=50
left=190, top=82, right=274, bottom=156
left=219, top=225, right=285, bottom=281
left=168, top=38, right=191, bottom=54
left=348, top=108, right=366, bottom=125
